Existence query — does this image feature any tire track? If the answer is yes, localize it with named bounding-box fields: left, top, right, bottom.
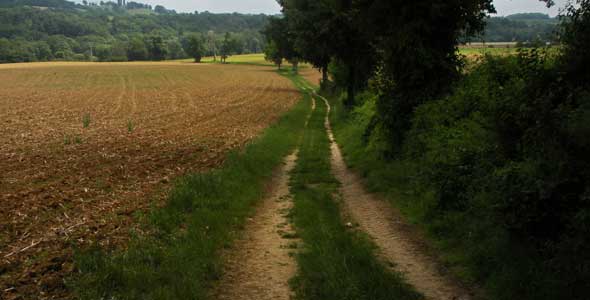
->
left=212, top=151, right=300, bottom=300
left=212, top=93, right=314, bottom=300
left=316, top=93, right=473, bottom=300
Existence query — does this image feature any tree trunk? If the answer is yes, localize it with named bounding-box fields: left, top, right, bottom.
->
left=292, top=61, right=299, bottom=74
left=322, top=66, right=328, bottom=83
left=345, top=66, right=355, bottom=109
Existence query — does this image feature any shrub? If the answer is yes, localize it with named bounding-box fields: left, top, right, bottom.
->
left=404, top=49, right=590, bottom=299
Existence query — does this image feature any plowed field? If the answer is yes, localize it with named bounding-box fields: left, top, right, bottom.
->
left=0, top=61, right=299, bottom=299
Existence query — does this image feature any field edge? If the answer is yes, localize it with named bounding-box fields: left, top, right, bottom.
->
left=69, top=70, right=311, bottom=300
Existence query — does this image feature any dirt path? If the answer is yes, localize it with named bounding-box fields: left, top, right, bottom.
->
left=317, top=94, right=473, bottom=300
left=212, top=151, right=300, bottom=300
left=212, top=95, right=316, bottom=300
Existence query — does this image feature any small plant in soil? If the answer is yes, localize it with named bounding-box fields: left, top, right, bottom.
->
left=127, top=120, right=134, bottom=133
left=64, top=134, right=82, bottom=145
left=82, top=113, right=91, bottom=128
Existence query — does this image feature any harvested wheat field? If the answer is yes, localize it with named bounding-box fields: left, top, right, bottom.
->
left=299, top=66, right=322, bottom=87
left=0, top=61, right=299, bottom=299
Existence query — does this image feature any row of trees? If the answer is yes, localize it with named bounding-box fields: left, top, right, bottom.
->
left=0, top=31, right=245, bottom=63
left=265, top=0, right=590, bottom=299
left=266, top=0, right=495, bottom=136
left=0, top=2, right=267, bottom=63
left=182, top=31, right=242, bottom=63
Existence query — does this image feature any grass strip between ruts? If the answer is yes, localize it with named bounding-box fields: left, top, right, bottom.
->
left=289, top=93, right=421, bottom=300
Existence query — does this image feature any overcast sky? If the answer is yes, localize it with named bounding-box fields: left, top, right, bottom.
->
left=493, top=0, right=568, bottom=16
left=104, top=0, right=569, bottom=16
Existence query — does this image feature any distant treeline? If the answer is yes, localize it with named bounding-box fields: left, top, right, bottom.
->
left=480, top=13, right=559, bottom=43
left=0, top=0, right=269, bottom=63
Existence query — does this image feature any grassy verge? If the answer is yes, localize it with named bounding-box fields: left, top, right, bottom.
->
left=327, top=96, right=429, bottom=223
left=289, top=94, right=421, bottom=300
left=71, top=73, right=312, bottom=300
left=327, top=93, right=546, bottom=299
left=327, top=95, right=466, bottom=276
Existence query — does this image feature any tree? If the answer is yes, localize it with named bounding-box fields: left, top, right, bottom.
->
left=127, top=36, right=148, bottom=60
left=206, top=30, right=218, bottom=61
left=154, top=5, right=167, bottom=14
left=94, top=43, right=113, bottom=61
left=145, top=34, right=168, bottom=61
left=353, top=0, right=495, bottom=148
left=33, top=41, right=52, bottom=61
left=279, top=0, right=374, bottom=105
left=279, top=0, right=334, bottom=82
left=264, top=40, right=282, bottom=69
left=182, top=34, right=205, bottom=62
left=561, top=0, right=590, bottom=85
left=0, top=38, right=17, bottom=62
left=47, top=35, right=75, bottom=60
left=262, top=16, right=300, bottom=72
left=220, top=32, right=232, bottom=63
left=167, top=38, right=185, bottom=59
left=111, top=40, right=128, bottom=61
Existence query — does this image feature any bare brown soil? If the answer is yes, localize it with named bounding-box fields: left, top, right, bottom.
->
left=319, top=94, right=473, bottom=300
left=212, top=152, right=300, bottom=300
left=299, top=67, right=322, bottom=87
left=0, top=61, right=299, bottom=299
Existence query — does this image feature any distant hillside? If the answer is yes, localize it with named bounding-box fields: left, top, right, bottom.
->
left=0, top=0, right=563, bottom=64
left=479, top=13, right=559, bottom=43
left=0, top=0, right=270, bottom=63
left=0, top=0, right=81, bottom=9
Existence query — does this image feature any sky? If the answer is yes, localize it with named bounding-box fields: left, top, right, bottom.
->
left=128, top=0, right=282, bottom=14
left=492, top=0, right=568, bottom=16
left=97, top=0, right=569, bottom=16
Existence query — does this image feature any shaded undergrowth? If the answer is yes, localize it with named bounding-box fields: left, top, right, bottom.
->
left=327, top=56, right=590, bottom=299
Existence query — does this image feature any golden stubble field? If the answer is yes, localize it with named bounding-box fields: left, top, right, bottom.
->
left=0, top=61, right=299, bottom=298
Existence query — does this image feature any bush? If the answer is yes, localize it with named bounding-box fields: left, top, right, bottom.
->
left=332, top=44, right=590, bottom=300
left=328, top=2, right=590, bottom=299
left=72, top=53, right=86, bottom=61
left=403, top=50, right=590, bottom=299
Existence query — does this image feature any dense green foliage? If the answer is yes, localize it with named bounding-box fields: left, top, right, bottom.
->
left=0, top=0, right=268, bottom=63
left=359, top=0, right=494, bottom=150
left=293, top=0, right=375, bottom=106
left=275, top=0, right=494, bottom=147
left=274, top=0, right=590, bottom=299
left=330, top=49, right=590, bottom=300
left=72, top=73, right=311, bottom=300
left=318, top=1, right=590, bottom=299
left=182, top=33, right=205, bottom=62
left=219, top=32, right=242, bottom=63
left=262, top=16, right=300, bottom=70
left=407, top=51, right=588, bottom=299
left=263, top=40, right=282, bottom=68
